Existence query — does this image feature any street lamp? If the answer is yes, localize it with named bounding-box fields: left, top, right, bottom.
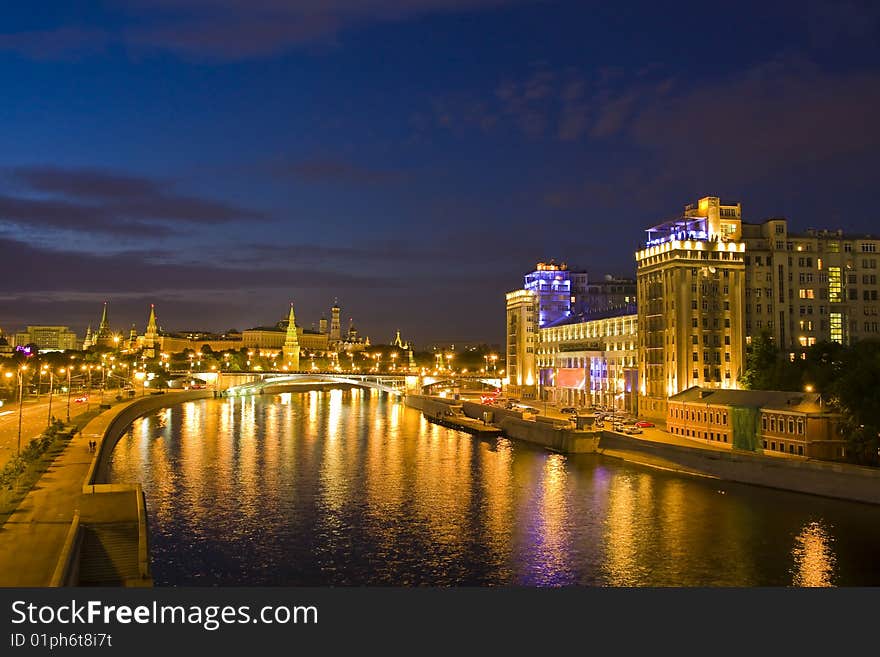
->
left=61, top=366, right=72, bottom=423
left=134, top=371, right=146, bottom=397
left=16, top=365, right=28, bottom=455
left=46, top=367, right=56, bottom=427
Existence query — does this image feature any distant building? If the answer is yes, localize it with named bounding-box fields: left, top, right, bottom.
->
left=537, top=312, right=638, bottom=412
left=14, top=325, right=78, bottom=351
left=505, top=289, right=538, bottom=398
left=282, top=304, right=300, bottom=369
left=524, top=261, right=571, bottom=327
left=740, top=220, right=880, bottom=351
left=572, top=274, right=637, bottom=318
left=667, top=387, right=845, bottom=460
left=92, top=301, right=117, bottom=349
left=0, top=328, right=15, bottom=354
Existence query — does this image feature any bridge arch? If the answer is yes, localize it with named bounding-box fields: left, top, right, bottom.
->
left=224, top=373, right=405, bottom=397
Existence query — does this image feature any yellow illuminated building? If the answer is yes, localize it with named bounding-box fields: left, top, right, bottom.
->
left=740, top=221, right=880, bottom=351
left=636, top=196, right=747, bottom=419
left=505, top=289, right=537, bottom=398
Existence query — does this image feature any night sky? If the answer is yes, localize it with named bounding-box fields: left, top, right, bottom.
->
left=2, top=1, right=879, bottom=345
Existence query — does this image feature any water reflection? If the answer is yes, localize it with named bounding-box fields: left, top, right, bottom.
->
left=791, top=521, right=836, bottom=587
left=107, top=391, right=880, bottom=587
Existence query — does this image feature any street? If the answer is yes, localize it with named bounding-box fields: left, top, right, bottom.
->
left=0, top=392, right=107, bottom=470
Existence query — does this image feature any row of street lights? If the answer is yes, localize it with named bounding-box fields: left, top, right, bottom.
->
left=1, top=360, right=125, bottom=457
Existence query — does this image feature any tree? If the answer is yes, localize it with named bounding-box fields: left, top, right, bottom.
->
left=739, top=330, right=780, bottom=390
left=830, top=340, right=880, bottom=466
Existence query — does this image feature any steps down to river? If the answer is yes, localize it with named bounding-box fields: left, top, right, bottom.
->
left=78, top=522, right=140, bottom=586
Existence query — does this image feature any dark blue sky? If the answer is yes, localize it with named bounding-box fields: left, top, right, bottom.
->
left=2, top=1, right=879, bottom=345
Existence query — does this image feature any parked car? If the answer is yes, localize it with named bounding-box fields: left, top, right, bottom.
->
left=624, top=426, right=643, bottom=435
left=74, top=395, right=88, bottom=404
left=613, top=422, right=625, bottom=432
left=635, top=421, right=655, bottom=428
left=560, top=407, right=577, bottom=415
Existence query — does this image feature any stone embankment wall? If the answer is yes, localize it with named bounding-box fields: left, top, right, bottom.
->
left=599, top=431, right=880, bottom=504
left=90, top=391, right=214, bottom=485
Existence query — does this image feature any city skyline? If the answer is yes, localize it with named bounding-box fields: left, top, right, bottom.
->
left=3, top=1, right=880, bottom=341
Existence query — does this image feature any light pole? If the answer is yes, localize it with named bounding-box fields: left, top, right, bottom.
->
left=63, top=366, right=72, bottom=423
left=46, top=368, right=55, bottom=427
left=16, top=365, right=27, bottom=456
left=135, top=371, right=146, bottom=396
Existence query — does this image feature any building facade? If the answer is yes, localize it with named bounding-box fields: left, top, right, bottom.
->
left=636, top=196, right=747, bottom=419
left=667, top=387, right=845, bottom=460
left=505, top=289, right=537, bottom=398
left=571, top=274, right=637, bottom=318
left=13, top=325, right=78, bottom=351
left=537, top=313, right=638, bottom=412
left=740, top=221, right=880, bottom=351
left=524, top=261, right=572, bottom=327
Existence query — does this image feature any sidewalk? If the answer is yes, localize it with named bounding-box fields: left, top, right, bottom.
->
left=0, top=402, right=126, bottom=586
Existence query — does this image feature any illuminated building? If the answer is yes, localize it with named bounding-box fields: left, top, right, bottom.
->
left=329, top=301, right=341, bottom=342
left=0, top=329, right=12, bottom=355
left=13, top=325, right=78, bottom=351
left=537, top=312, right=638, bottom=411
left=505, top=289, right=537, bottom=398
left=143, top=305, right=159, bottom=358
left=666, top=387, right=845, bottom=460
left=93, top=301, right=117, bottom=348
left=571, top=274, right=637, bottom=318
left=282, top=303, right=301, bottom=369
left=524, top=261, right=572, bottom=327
left=740, top=221, right=880, bottom=351
left=636, top=196, right=747, bottom=419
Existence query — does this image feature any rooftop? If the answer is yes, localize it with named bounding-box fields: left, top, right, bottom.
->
left=670, top=386, right=836, bottom=414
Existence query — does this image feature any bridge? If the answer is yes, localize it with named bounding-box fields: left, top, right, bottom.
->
left=224, top=373, right=408, bottom=396
left=172, top=371, right=503, bottom=397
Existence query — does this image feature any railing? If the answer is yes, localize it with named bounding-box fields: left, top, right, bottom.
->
left=50, top=511, right=82, bottom=587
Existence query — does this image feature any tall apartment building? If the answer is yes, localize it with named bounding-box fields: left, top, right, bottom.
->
left=14, top=325, right=78, bottom=351
left=571, top=274, right=637, bottom=317
left=636, top=196, right=747, bottom=419
left=505, top=289, right=537, bottom=398
left=741, top=221, right=880, bottom=351
left=524, top=261, right=571, bottom=327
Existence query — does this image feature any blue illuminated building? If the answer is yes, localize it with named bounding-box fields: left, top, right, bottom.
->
left=524, top=261, right=571, bottom=327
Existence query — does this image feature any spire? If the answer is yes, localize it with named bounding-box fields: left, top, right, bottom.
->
left=393, top=329, right=404, bottom=348
left=98, top=301, right=110, bottom=333
left=283, top=302, right=300, bottom=370
left=144, top=304, right=159, bottom=358
left=83, top=325, right=93, bottom=350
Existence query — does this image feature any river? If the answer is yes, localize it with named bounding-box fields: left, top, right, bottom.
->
left=107, top=389, right=880, bottom=586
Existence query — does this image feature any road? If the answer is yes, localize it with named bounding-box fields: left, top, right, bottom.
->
left=0, top=390, right=117, bottom=470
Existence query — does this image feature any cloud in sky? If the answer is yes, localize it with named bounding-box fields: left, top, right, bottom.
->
left=0, top=166, right=268, bottom=238
left=270, top=157, right=404, bottom=186
left=0, top=1, right=527, bottom=60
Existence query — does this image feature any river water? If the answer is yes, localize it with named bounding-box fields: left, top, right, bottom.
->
left=107, top=389, right=880, bottom=586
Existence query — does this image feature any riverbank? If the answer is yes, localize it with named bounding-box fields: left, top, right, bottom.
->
left=0, top=391, right=211, bottom=586
left=408, top=394, right=880, bottom=505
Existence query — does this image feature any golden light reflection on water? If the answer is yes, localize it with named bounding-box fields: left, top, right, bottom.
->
left=108, top=392, right=875, bottom=587
left=479, top=438, right=513, bottom=575
left=534, top=453, right=571, bottom=584
left=602, top=473, right=640, bottom=586
left=412, top=416, right=471, bottom=555
left=791, top=521, right=836, bottom=587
